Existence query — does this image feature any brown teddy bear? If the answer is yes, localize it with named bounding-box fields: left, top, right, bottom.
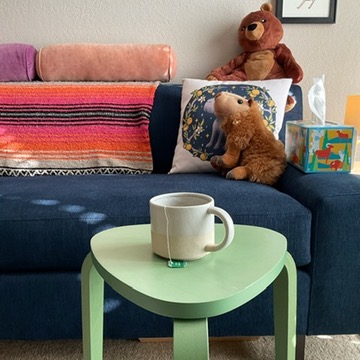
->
left=206, top=3, right=303, bottom=111
left=210, top=92, right=287, bottom=185
left=207, top=2, right=303, bottom=82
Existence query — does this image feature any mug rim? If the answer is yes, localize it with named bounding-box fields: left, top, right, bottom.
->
left=150, top=192, right=213, bottom=208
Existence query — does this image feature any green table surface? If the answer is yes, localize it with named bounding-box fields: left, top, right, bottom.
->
left=90, top=224, right=288, bottom=319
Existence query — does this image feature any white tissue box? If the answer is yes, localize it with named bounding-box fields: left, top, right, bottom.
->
left=285, top=120, right=356, bottom=173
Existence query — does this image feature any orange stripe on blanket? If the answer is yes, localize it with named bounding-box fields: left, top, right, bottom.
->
left=0, top=83, right=156, bottom=104
left=1, top=140, right=150, bottom=152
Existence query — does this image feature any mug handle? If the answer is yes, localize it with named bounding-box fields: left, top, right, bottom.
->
left=204, top=207, right=234, bottom=252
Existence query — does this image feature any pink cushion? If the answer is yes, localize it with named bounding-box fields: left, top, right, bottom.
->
left=36, top=43, right=177, bottom=82
left=0, top=43, right=37, bottom=81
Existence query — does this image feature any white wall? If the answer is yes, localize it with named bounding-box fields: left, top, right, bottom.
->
left=1, top=0, right=359, bottom=121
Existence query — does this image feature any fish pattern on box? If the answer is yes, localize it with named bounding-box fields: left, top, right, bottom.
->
left=0, top=82, right=157, bottom=176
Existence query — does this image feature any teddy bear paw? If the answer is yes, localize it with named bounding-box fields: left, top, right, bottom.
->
left=210, top=155, right=222, bottom=168
left=226, top=166, right=249, bottom=181
left=225, top=171, right=236, bottom=180
left=206, top=75, right=218, bottom=81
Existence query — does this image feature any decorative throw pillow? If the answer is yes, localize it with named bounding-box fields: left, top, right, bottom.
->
left=169, top=78, right=292, bottom=173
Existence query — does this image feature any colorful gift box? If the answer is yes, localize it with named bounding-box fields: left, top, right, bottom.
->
left=285, top=121, right=356, bottom=173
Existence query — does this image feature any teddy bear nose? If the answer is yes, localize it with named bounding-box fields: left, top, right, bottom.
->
left=247, top=23, right=257, bottom=31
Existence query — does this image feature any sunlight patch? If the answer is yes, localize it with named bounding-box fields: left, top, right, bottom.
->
left=59, top=204, right=86, bottom=213
left=31, top=199, right=60, bottom=206
left=104, top=298, right=122, bottom=313
left=80, top=212, right=107, bottom=225
left=317, top=335, right=333, bottom=340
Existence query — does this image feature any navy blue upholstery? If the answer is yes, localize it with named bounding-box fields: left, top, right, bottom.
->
left=149, top=83, right=182, bottom=174
left=278, top=165, right=360, bottom=334
left=0, top=270, right=310, bottom=339
left=0, top=83, right=359, bottom=342
left=0, top=173, right=311, bottom=271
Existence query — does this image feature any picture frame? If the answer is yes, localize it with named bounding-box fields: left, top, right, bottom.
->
left=276, top=0, right=337, bottom=24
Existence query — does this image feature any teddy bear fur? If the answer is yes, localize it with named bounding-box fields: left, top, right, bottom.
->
left=206, top=3, right=303, bottom=89
left=210, top=92, right=287, bottom=185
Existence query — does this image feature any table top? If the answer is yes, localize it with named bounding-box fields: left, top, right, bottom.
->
left=90, top=224, right=287, bottom=319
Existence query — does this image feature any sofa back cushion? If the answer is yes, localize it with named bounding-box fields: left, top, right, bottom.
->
left=150, top=84, right=303, bottom=174
left=150, top=84, right=183, bottom=174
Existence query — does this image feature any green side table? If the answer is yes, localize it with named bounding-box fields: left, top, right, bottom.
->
left=81, top=224, right=297, bottom=360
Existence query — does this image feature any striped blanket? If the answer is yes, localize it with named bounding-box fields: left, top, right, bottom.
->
left=0, top=82, right=158, bottom=176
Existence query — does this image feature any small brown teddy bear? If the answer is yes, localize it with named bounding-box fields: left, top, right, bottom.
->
left=210, top=92, right=286, bottom=185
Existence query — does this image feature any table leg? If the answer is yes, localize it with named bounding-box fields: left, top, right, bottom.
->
left=273, top=253, right=297, bottom=360
left=81, top=253, right=105, bottom=360
left=173, top=318, right=209, bottom=360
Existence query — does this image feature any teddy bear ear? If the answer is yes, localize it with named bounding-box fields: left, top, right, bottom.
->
left=260, top=3, right=273, bottom=12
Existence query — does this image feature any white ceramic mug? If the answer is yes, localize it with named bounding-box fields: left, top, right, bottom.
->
left=150, top=192, right=234, bottom=260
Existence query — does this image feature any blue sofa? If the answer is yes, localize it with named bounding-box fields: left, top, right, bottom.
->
left=0, top=83, right=359, bottom=357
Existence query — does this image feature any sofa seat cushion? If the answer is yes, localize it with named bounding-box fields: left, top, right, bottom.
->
left=0, top=173, right=311, bottom=271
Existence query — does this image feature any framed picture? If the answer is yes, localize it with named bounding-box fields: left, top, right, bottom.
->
left=276, top=0, right=337, bottom=24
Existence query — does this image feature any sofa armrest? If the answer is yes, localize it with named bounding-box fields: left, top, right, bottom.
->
left=278, top=165, right=360, bottom=334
